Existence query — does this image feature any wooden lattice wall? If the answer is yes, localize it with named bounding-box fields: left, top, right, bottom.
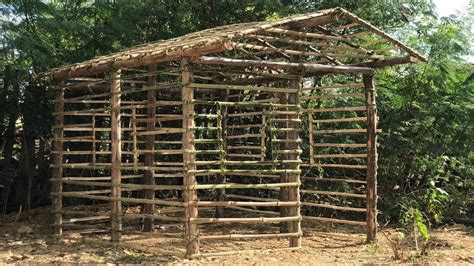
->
left=40, top=8, right=427, bottom=257
left=50, top=63, right=377, bottom=257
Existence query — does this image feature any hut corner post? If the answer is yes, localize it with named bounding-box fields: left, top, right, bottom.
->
left=143, top=64, right=157, bottom=231
left=363, top=74, right=378, bottom=242
left=52, top=86, right=64, bottom=235
left=288, top=75, right=302, bottom=248
left=284, top=48, right=302, bottom=247
left=111, top=69, right=122, bottom=243
left=182, top=57, right=199, bottom=256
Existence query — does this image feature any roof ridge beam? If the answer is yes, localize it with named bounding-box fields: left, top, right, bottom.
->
left=193, top=56, right=374, bottom=75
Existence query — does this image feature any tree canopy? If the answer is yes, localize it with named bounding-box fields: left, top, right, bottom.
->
left=0, top=0, right=472, bottom=227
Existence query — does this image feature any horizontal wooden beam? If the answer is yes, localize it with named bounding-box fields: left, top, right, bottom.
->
left=234, top=43, right=383, bottom=60
left=266, top=27, right=346, bottom=41
left=194, top=56, right=374, bottom=75
left=354, top=56, right=419, bottom=68
left=40, top=41, right=234, bottom=81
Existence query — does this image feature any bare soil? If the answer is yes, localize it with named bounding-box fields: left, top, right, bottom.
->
left=0, top=206, right=472, bottom=264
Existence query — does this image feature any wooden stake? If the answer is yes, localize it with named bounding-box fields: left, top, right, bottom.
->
left=308, top=113, right=314, bottom=166
left=143, top=64, right=156, bottom=232
left=91, top=113, right=96, bottom=165
left=216, top=92, right=228, bottom=218
left=364, top=74, right=378, bottom=242
left=182, top=57, right=199, bottom=257
left=195, top=56, right=374, bottom=75
left=110, top=69, right=122, bottom=243
left=260, top=114, right=267, bottom=161
left=277, top=85, right=289, bottom=233
left=287, top=55, right=302, bottom=248
left=132, top=107, right=138, bottom=168
left=52, top=87, right=64, bottom=235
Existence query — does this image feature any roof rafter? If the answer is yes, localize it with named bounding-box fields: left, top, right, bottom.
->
left=38, top=8, right=427, bottom=81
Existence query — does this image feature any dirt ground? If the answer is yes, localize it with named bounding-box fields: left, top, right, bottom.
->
left=0, top=206, right=472, bottom=264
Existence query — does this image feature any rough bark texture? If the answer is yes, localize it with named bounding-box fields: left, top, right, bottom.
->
left=182, top=58, right=199, bottom=256
left=364, top=74, right=378, bottom=242
left=143, top=64, right=157, bottom=231
left=110, top=70, right=122, bottom=242
left=51, top=88, right=64, bottom=235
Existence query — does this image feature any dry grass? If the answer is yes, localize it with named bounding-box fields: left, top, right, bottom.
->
left=0, top=206, right=472, bottom=264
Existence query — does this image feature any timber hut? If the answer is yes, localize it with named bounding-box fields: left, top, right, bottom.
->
left=40, top=7, right=426, bottom=257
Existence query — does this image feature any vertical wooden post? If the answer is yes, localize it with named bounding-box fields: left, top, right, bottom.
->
left=110, top=69, right=122, bottom=243
left=278, top=86, right=289, bottom=233
left=216, top=91, right=228, bottom=218
left=287, top=76, right=302, bottom=247
left=143, top=64, right=157, bottom=232
left=182, top=57, right=199, bottom=256
left=363, top=74, right=378, bottom=242
left=132, top=107, right=138, bottom=168
left=52, top=86, right=64, bottom=235
left=260, top=114, right=266, bottom=161
left=308, top=113, right=314, bottom=166
left=91, top=113, right=96, bottom=165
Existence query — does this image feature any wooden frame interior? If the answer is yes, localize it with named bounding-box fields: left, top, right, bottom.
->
left=43, top=7, right=425, bottom=258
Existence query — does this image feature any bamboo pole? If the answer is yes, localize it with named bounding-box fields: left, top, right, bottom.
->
left=143, top=64, right=156, bottom=232
left=190, top=247, right=301, bottom=258
left=245, top=34, right=362, bottom=52
left=313, top=143, right=366, bottom=148
left=110, top=69, right=122, bottom=243
left=216, top=95, right=228, bottom=218
left=314, top=153, right=367, bottom=158
left=308, top=113, right=314, bottom=165
left=300, top=176, right=366, bottom=184
left=265, top=27, right=346, bottom=41
left=303, top=215, right=366, bottom=226
left=313, top=117, right=366, bottom=123
left=190, top=182, right=299, bottom=190
left=91, top=113, right=96, bottom=165
left=190, top=216, right=300, bottom=224
left=302, top=106, right=366, bottom=113
left=302, top=202, right=366, bottom=212
left=132, top=107, right=138, bottom=168
left=195, top=56, right=374, bottom=75
left=52, top=86, right=64, bottom=235
left=300, top=93, right=365, bottom=100
left=53, top=174, right=142, bottom=181
left=355, top=55, right=419, bottom=68
left=260, top=114, right=267, bottom=161
left=182, top=57, right=199, bottom=257
left=302, top=83, right=364, bottom=91
left=199, top=232, right=301, bottom=240
left=313, top=128, right=367, bottom=134
left=233, top=43, right=383, bottom=60
left=190, top=83, right=296, bottom=93
left=226, top=205, right=280, bottom=216
left=303, top=163, right=367, bottom=169
left=226, top=194, right=277, bottom=202
left=51, top=192, right=185, bottom=206
left=364, top=74, right=378, bottom=242
left=196, top=201, right=298, bottom=207
left=300, top=189, right=366, bottom=199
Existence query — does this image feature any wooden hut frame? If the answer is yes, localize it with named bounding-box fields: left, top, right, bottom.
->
left=42, top=7, right=426, bottom=257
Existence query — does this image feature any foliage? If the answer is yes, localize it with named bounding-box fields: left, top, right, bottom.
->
left=0, top=0, right=472, bottom=228
left=377, top=8, right=473, bottom=225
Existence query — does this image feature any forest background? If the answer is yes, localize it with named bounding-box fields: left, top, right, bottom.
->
left=0, top=0, right=472, bottom=233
